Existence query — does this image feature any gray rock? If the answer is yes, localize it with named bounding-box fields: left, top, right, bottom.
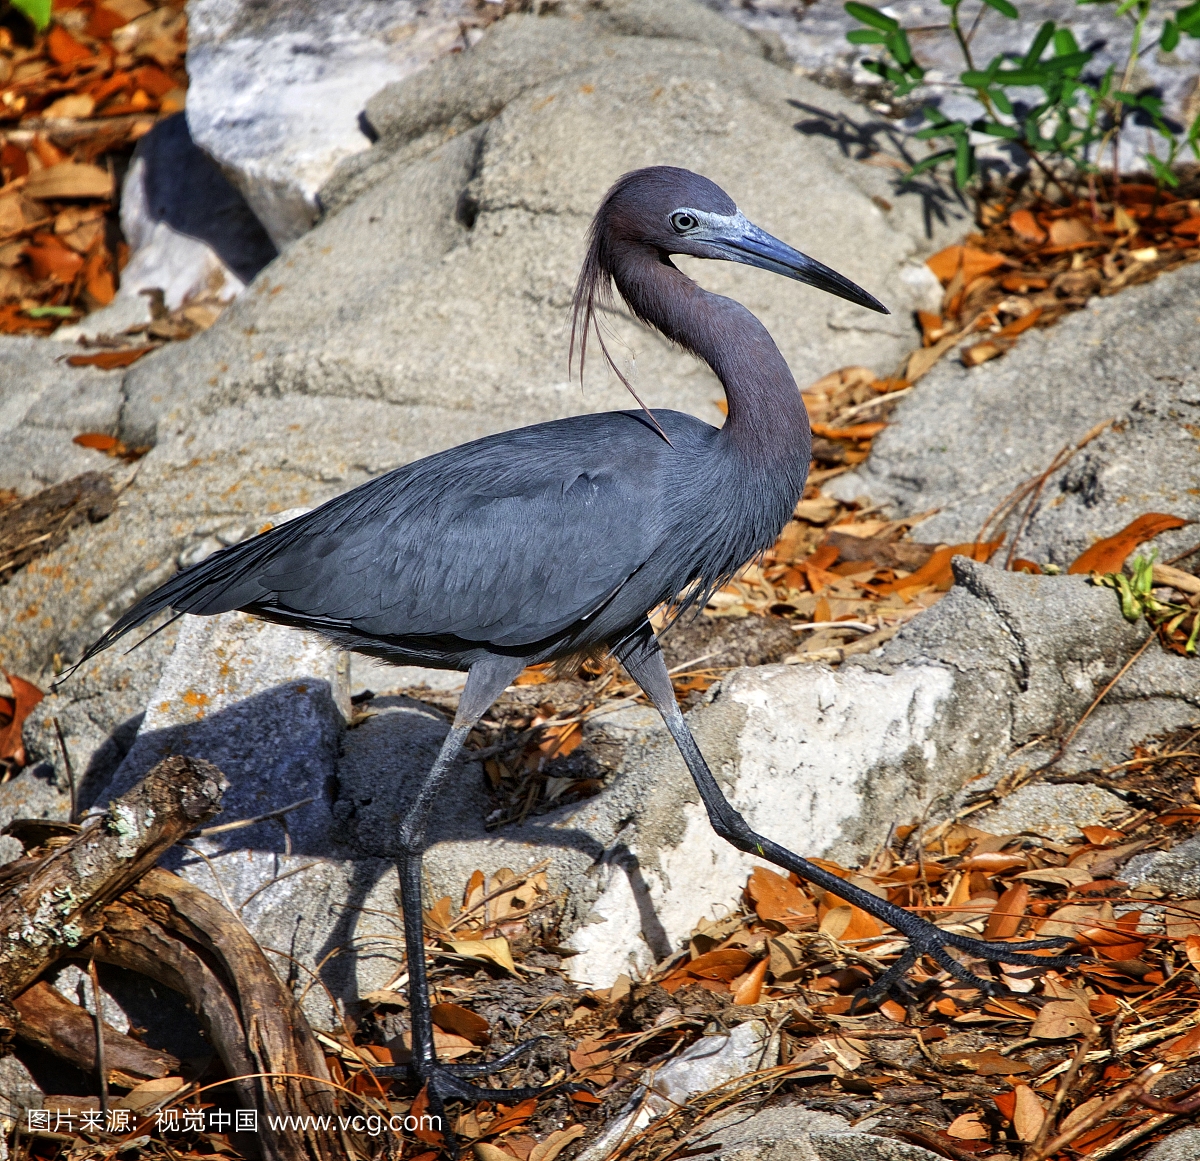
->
left=694, top=1104, right=945, bottom=1161
left=713, top=0, right=1200, bottom=176
left=829, top=261, right=1200, bottom=567
left=971, top=783, right=1128, bottom=842
left=185, top=0, right=477, bottom=246
left=10, top=610, right=183, bottom=864
left=577, top=1020, right=779, bottom=1161
left=90, top=610, right=360, bottom=1026
left=0, top=337, right=127, bottom=497
left=559, top=560, right=1200, bottom=986
left=123, top=0, right=961, bottom=449
left=1125, top=833, right=1200, bottom=897
left=1144, top=1128, right=1200, bottom=1161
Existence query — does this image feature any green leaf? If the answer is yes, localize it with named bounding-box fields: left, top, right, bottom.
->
left=1024, top=21, right=1057, bottom=65
left=974, top=120, right=1022, bottom=139
left=847, top=28, right=889, bottom=44
left=953, top=138, right=973, bottom=189
left=10, top=0, right=51, bottom=31
left=1160, top=18, right=1180, bottom=50
left=22, top=306, right=76, bottom=318
left=1054, top=27, right=1081, bottom=54
left=905, top=148, right=956, bottom=179
left=991, top=88, right=1014, bottom=114
left=889, top=28, right=915, bottom=66
left=981, top=0, right=1019, bottom=16
left=1146, top=154, right=1180, bottom=186
left=844, top=2, right=899, bottom=32
left=1179, top=0, right=1200, bottom=34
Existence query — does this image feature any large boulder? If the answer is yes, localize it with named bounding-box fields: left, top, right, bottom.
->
left=2, top=0, right=962, bottom=680
left=829, top=260, right=1200, bottom=566
left=184, top=0, right=477, bottom=246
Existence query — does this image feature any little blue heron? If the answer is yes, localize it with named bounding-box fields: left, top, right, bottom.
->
left=77, top=166, right=1072, bottom=1121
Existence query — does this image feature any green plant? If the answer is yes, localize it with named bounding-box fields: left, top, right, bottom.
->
left=845, top=0, right=1200, bottom=190
left=1095, top=552, right=1200, bottom=654
left=8, top=0, right=52, bottom=32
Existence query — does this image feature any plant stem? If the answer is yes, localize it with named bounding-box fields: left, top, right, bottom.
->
left=946, top=0, right=976, bottom=72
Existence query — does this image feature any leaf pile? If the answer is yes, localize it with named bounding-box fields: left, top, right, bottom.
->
left=350, top=726, right=1200, bottom=1161
left=0, top=0, right=188, bottom=335
left=913, top=181, right=1200, bottom=375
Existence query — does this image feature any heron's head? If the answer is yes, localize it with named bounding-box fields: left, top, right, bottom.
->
left=585, top=165, right=887, bottom=315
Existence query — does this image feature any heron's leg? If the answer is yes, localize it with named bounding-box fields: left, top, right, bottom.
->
left=616, top=625, right=1077, bottom=1003
left=370, top=656, right=583, bottom=1144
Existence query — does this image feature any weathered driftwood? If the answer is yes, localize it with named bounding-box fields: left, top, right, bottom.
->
left=125, top=869, right=340, bottom=1161
left=0, top=754, right=227, bottom=1019
left=89, top=901, right=260, bottom=1113
left=0, top=754, right=339, bottom=1161
left=12, top=978, right=180, bottom=1087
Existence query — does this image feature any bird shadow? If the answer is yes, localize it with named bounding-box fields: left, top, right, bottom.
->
left=788, top=99, right=968, bottom=239
left=77, top=686, right=656, bottom=1019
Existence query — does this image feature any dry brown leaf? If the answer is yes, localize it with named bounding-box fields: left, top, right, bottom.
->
left=746, top=866, right=816, bottom=929
left=0, top=674, right=44, bottom=767
left=1009, top=209, right=1047, bottom=245
left=26, top=238, right=84, bottom=282
left=1067, top=512, right=1189, bottom=575
left=1186, top=933, right=1200, bottom=971
left=1165, top=900, right=1200, bottom=941
left=399, top=1027, right=478, bottom=1061
left=941, top=1049, right=1030, bottom=1075
left=905, top=332, right=961, bottom=381
left=732, top=957, right=768, bottom=1005
left=926, top=245, right=1009, bottom=284
left=1060, top=1095, right=1104, bottom=1134
left=66, top=346, right=156, bottom=369
left=115, top=1075, right=187, bottom=1114
left=1048, top=218, right=1098, bottom=246
left=819, top=904, right=881, bottom=942
left=528, top=1125, right=585, bottom=1161
left=962, top=339, right=1010, bottom=367
left=946, top=1112, right=989, bottom=1140
left=983, top=881, right=1029, bottom=941
left=1013, top=1083, right=1047, bottom=1142
left=43, top=93, right=96, bottom=120
left=876, top=538, right=1002, bottom=596
left=443, top=937, right=516, bottom=974
left=47, top=25, right=94, bottom=64
left=431, top=1002, right=490, bottom=1046
left=1017, top=866, right=1096, bottom=888
left=1030, top=1000, right=1097, bottom=1039
left=475, top=1144, right=514, bottom=1161
left=24, top=162, right=115, bottom=201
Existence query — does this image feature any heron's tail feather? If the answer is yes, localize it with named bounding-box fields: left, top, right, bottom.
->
left=60, top=520, right=299, bottom=685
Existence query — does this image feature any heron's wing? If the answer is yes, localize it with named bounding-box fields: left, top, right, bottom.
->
left=76, top=412, right=698, bottom=668
left=253, top=447, right=663, bottom=646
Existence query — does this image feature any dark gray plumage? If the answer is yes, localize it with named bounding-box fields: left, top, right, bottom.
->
left=75, top=167, right=1073, bottom=1135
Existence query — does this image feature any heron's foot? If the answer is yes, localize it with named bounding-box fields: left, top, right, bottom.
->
left=851, top=919, right=1080, bottom=1013
left=372, top=1039, right=590, bottom=1156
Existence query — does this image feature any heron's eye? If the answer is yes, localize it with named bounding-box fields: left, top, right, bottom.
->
left=670, top=211, right=698, bottom=234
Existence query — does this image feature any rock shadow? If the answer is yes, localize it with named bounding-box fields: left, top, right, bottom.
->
left=788, top=99, right=966, bottom=237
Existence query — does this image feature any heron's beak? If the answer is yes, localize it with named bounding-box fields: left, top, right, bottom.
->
left=709, top=218, right=889, bottom=314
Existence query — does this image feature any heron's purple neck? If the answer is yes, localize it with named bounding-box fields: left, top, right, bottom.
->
left=614, top=249, right=810, bottom=464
